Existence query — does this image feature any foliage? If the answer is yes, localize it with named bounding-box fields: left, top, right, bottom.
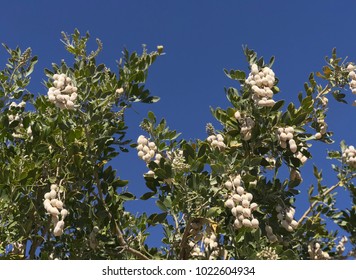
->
left=0, top=31, right=355, bottom=260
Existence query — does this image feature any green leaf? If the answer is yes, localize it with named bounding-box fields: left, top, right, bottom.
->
left=206, top=207, right=222, bottom=218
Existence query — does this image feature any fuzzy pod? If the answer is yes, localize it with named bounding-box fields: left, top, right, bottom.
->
left=49, top=207, right=59, bottom=216
left=245, top=193, right=253, bottom=201
left=225, top=181, right=233, bottom=190
left=236, top=186, right=245, bottom=195
left=249, top=203, right=257, bottom=212
left=60, top=209, right=68, bottom=219
left=233, top=176, right=241, bottom=187
left=242, top=219, right=252, bottom=228
left=225, top=199, right=235, bottom=209
left=55, top=200, right=63, bottom=209
left=251, top=219, right=259, bottom=229
left=242, top=208, right=251, bottom=218
left=241, top=199, right=250, bottom=208
left=44, top=192, right=51, bottom=200
left=233, top=218, right=242, bottom=229
left=232, top=194, right=242, bottom=203
left=49, top=190, right=57, bottom=199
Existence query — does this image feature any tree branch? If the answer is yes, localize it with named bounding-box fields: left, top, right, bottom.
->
left=298, top=181, right=341, bottom=224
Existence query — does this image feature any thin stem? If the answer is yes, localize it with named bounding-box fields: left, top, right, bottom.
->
left=298, top=181, right=341, bottom=224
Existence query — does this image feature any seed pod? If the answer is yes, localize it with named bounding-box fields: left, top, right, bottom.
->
left=61, top=209, right=68, bottom=219
left=251, top=219, right=259, bottom=229
left=148, top=142, right=156, bottom=149
left=231, top=207, right=238, bottom=217
left=50, top=199, right=58, bottom=207
left=44, top=192, right=51, bottom=200
left=290, top=220, right=298, bottom=229
left=234, top=218, right=242, bottom=229
left=290, top=144, right=298, bottom=153
left=285, top=212, right=294, bottom=222
left=137, top=151, right=144, bottom=158
left=66, top=100, right=75, bottom=110
left=280, top=140, right=287, bottom=149
left=53, top=228, right=63, bottom=237
left=232, top=194, right=242, bottom=203
left=242, top=219, right=252, bottom=228
left=242, top=199, right=250, bottom=208
left=236, top=186, right=244, bottom=195
left=315, top=132, right=322, bottom=139
left=50, top=184, right=58, bottom=191
left=286, top=132, right=294, bottom=140
left=233, top=176, right=241, bottom=187
left=49, top=207, right=59, bottom=216
left=245, top=193, right=253, bottom=201
left=279, top=132, right=287, bottom=141
left=242, top=208, right=251, bottom=218
left=234, top=111, right=241, bottom=120
left=250, top=202, right=258, bottom=211
left=55, top=200, right=63, bottom=209
left=225, top=181, right=233, bottom=189
left=225, top=199, right=235, bottom=209
left=49, top=190, right=57, bottom=199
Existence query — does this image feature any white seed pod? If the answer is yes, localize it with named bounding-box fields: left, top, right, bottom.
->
left=315, top=132, right=321, bottom=139
left=44, top=192, right=51, bottom=200
left=55, top=200, right=63, bottom=209
left=242, top=219, right=252, bottom=228
left=250, top=202, right=258, bottom=211
left=225, top=199, right=235, bottom=209
left=232, top=194, right=242, bottom=203
left=264, top=99, right=275, bottom=107
left=137, top=135, right=148, bottom=145
left=145, top=170, right=155, bottom=177
left=53, top=74, right=59, bottom=80
left=280, top=140, right=287, bottom=149
left=65, top=100, right=74, bottom=110
left=285, top=127, right=294, bottom=134
left=149, top=149, right=155, bottom=158
left=242, top=208, right=251, bottom=218
left=49, top=207, right=59, bottom=216
left=251, top=64, right=259, bottom=75
left=43, top=199, right=51, bottom=210
left=279, top=132, right=287, bottom=141
left=60, top=209, right=68, bottom=220
left=53, top=227, right=63, bottom=237
left=251, top=219, right=259, bottom=229
left=234, top=110, right=241, bottom=120
left=237, top=213, right=245, bottom=221
left=290, top=220, right=298, bottom=229
left=50, top=199, right=58, bottom=207
left=48, top=94, right=56, bottom=102
left=285, top=212, right=294, bottom=222
left=234, top=218, right=242, bottom=229
left=242, top=199, right=250, bottom=208
left=70, top=92, right=77, bottom=101
left=233, top=176, right=241, bottom=187
left=148, top=142, right=156, bottom=149
left=142, top=146, right=150, bottom=154
left=231, top=207, right=238, bottom=217
left=281, top=220, right=290, bottom=229
left=49, top=190, right=57, bottom=199
left=290, top=144, right=298, bottom=153
left=216, top=134, right=224, bottom=142
left=50, top=184, right=58, bottom=191
left=137, top=151, right=144, bottom=158
left=225, top=181, right=233, bottom=189
left=245, top=193, right=253, bottom=201
left=236, top=186, right=245, bottom=195
left=286, top=132, right=294, bottom=140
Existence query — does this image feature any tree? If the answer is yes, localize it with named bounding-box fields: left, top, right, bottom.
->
left=0, top=30, right=355, bottom=260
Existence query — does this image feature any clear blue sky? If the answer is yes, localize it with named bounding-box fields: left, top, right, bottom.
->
left=1, top=0, right=355, bottom=249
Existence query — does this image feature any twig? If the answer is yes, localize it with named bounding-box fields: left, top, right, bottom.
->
left=179, top=217, right=193, bottom=260
left=298, top=181, right=341, bottom=224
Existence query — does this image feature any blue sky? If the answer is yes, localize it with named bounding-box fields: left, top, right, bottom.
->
left=1, top=0, right=355, bottom=249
